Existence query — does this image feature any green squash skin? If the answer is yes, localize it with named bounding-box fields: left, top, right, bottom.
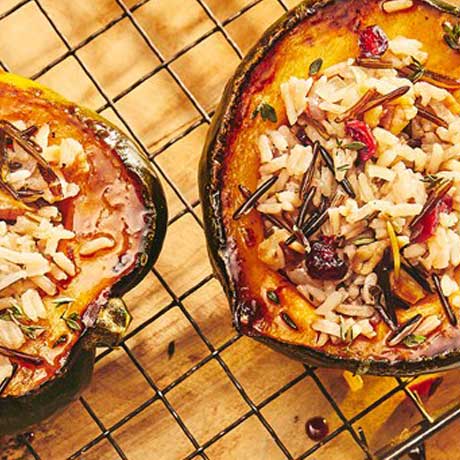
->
left=0, top=74, right=167, bottom=435
left=199, top=0, right=460, bottom=376
left=0, top=341, right=94, bottom=436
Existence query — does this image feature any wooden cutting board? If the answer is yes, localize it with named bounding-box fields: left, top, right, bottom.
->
left=1, top=0, right=460, bottom=459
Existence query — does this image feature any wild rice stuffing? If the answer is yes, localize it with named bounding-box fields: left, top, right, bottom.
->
left=0, top=120, right=112, bottom=386
left=244, top=26, right=460, bottom=349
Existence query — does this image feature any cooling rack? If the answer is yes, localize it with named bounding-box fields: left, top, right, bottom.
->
left=1, top=0, right=460, bottom=459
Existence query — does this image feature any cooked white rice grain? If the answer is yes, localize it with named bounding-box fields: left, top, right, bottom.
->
left=80, top=236, right=115, bottom=256
left=414, top=315, right=442, bottom=337
left=0, top=319, right=25, bottom=349
left=52, top=252, right=76, bottom=277
left=21, top=288, right=47, bottom=322
left=312, top=319, right=341, bottom=337
left=382, top=0, right=414, bottom=13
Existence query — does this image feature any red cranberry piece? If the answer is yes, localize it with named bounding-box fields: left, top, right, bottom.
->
left=345, top=120, right=377, bottom=162
left=358, top=25, right=389, bottom=58
left=413, top=195, right=453, bottom=243
left=306, top=238, right=348, bottom=281
left=305, top=416, right=329, bottom=441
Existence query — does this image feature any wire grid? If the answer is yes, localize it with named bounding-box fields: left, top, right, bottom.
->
left=1, top=1, right=460, bottom=459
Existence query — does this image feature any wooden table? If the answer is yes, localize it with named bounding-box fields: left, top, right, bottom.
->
left=1, top=0, right=460, bottom=459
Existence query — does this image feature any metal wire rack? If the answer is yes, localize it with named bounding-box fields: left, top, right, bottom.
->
left=1, top=0, right=460, bottom=459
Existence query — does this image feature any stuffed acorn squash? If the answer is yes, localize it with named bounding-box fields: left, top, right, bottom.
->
left=0, top=73, right=167, bottom=434
left=200, top=0, right=460, bottom=375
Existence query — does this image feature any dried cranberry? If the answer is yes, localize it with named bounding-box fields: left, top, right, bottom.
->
left=345, top=120, right=377, bottom=162
left=306, top=238, right=348, bottom=280
left=358, top=25, right=389, bottom=58
left=305, top=417, right=329, bottom=441
left=413, top=195, right=453, bottom=243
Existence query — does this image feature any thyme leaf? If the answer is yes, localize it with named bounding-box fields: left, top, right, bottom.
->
left=53, top=297, right=75, bottom=307
left=343, top=141, right=366, bottom=151
left=403, top=334, right=426, bottom=348
left=252, top=102, right=277, bottom=123
left=267, top=290, right=280, bottom=304
left=309, top=58, right=323, bottom=76
left=409, top=56, right=425, bottom=82
left=64, top=312, right=82, bottom=331
left=443, top=21, right=460, bottom=51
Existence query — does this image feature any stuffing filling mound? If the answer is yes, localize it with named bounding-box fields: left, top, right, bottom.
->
left=0, top=120, right=115, bottom=391
left=236, top=26, right=460, bottom=349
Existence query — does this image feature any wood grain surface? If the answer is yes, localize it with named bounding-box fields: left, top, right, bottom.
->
left=1, top=0, right=460, bottom=459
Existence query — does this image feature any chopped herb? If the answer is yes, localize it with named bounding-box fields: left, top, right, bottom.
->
left=408, top=56, right=425, bottom=82
left=343, top=141, right=366, bottom=151
left=309, top=58, right=323, bottom=76
left=252, top=102, right=277, bottom=123
left=167, top=340, right=175, bottom=359
left=443, top=21, right=460, bottom=51
left=403, top=334, right=426, bottom=348
left=53, top=297, right=75, bottom=306
left=267, top=290, right=280, bottom=304
left=64, top=312, right=82, bottom=331
left=20, top=324, right=45, bottom=340
left=280, top=312, right=298, bottom=330
left=422, top=174, right=444, bottom=189
left=53, top=334, right=68, bottom=348
left=336, top=164, right=351, bottom=172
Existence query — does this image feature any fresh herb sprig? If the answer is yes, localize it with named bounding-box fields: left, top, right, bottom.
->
left=309, top=58, right=323, bottom=76
left=252, top=101, right=277, bottom=123
left=403, top=334, right=426, bottom=348
left=409, top=56, right=425, bottom=83
left=443, top=21, right=460, bottom=51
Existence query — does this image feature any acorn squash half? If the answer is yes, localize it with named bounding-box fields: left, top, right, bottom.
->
left=0, top=73, right=167, bottom=434
left=200, top=0, right=460, bottom=376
